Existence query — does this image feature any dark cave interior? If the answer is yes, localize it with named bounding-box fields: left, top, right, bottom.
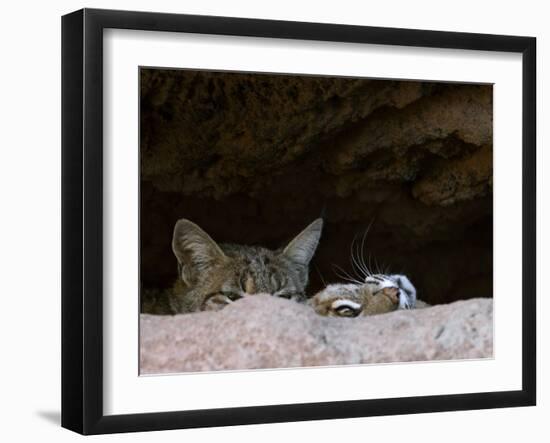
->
left=140, top=68, right=493, bottom=305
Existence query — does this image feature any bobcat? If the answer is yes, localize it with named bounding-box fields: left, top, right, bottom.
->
left=147, top=218, right=324, bottom=314
left=309, top=274, right=419, bottom=317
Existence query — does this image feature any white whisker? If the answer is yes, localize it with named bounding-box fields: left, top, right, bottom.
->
left=352, top=235, right=366, bottom=280
left=349, top=235, right=361, bottom=278
left=353, top=235, right=369, bottom=279
left=332, top=264, right=363, bottom=285
left=359, top=220, right=374, bottom=278
left=350, top=235, right=367, bottom=280
left=334, top=272, right=362, bottom=285
left=368, top=253, right=374, bottom=277
left=314, top=263, right=327, bottom=287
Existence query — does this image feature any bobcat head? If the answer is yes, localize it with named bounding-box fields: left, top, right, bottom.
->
left=170, top=218, right=323, bottom=313
left=309, top=274, right=417, bottom=317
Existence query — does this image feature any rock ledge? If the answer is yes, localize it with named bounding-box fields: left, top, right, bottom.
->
left=140, top=295, right=493, bottom=374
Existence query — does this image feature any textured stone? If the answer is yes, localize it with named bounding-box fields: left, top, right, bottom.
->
left=140, top=295, right=493, bottom=374
left=141, top=71, right=491, bottom=201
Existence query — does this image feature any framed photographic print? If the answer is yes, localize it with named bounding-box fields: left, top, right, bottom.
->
left=61, top=8, right=536, bottom=435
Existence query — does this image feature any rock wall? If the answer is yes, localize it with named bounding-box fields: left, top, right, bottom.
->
left=140, top=295, right=493, bottom=374
left=140, top=69, right=493, bottom=305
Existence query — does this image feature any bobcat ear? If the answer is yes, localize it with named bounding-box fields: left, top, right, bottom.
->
left=172, top=219, right=227, bottom=285
left=282, top=218, right=323, bottom=266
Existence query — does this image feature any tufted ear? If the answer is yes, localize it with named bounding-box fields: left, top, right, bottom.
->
left=172, top=219, right=227, bottom=285
left=282, top=218, right=323, bottom=267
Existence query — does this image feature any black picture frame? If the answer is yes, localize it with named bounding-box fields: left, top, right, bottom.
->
left=61, top=8, right=536, bottom=435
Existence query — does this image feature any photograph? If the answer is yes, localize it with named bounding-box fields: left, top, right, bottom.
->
left=138, top=68, right=494, bottom=375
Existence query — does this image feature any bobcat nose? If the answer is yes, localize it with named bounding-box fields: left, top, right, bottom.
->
left=381, top=287, right=400, bottom=304
left=244, top=275, right=257, bottom=294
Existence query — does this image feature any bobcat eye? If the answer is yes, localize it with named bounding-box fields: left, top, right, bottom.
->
left=203, top=292, right=242, bottom=310
left=331, top=300, right=362, bottom=317
left=220, top=291, right=242, bottom=301
left=334, top=306, right=361, bottom=317
left=278, top=292, right=298, bottom=300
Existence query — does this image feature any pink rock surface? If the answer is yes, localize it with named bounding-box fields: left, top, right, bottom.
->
left=140, top=294, right=492, bottom=374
